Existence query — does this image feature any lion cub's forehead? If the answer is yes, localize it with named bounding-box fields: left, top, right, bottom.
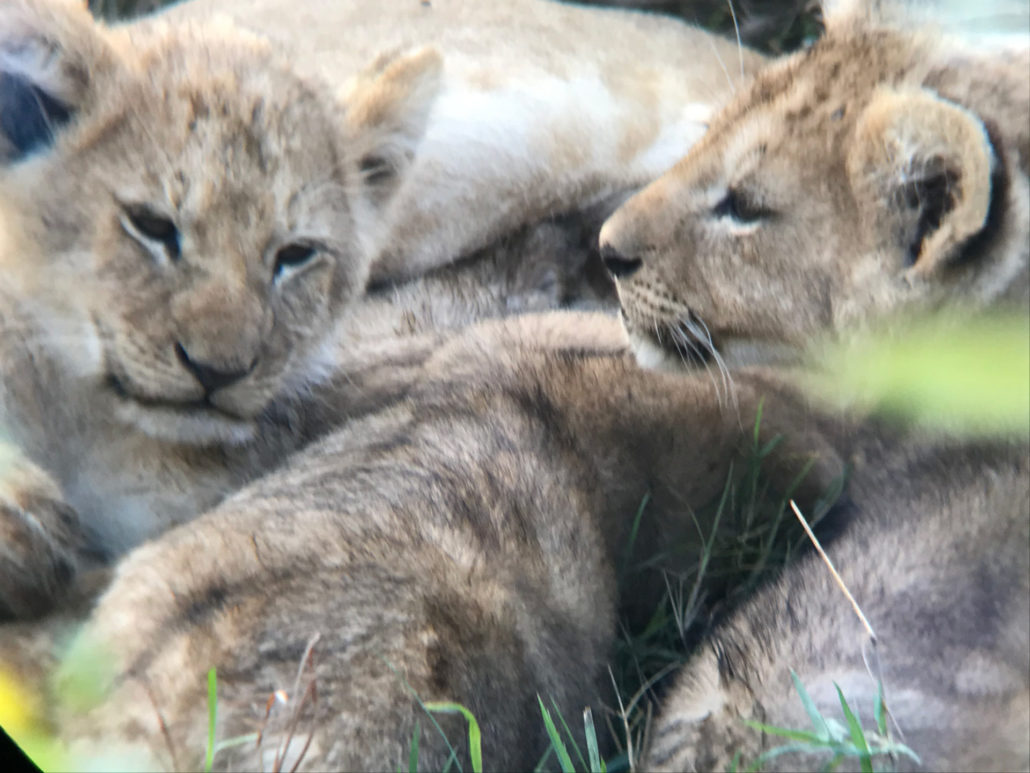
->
left=715, top=29, right=929, bottom=162
left=108, top=30, right=344, bottom=215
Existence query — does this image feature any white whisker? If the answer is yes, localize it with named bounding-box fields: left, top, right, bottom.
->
left=725, top=0, right=745, bottom=83
left=704, top=35, right=737, bottom=95
left=672, top=320, right=724, bottom=407
left=691, top=315, right=737, bottom=410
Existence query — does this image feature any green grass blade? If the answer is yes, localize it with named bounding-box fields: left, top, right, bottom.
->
left=873, top=682, right=886, bottom=737
left=790, top=670, right=829, bottom=740
left=212, top=732, right=259, bottom=758
left=834, top=685, right=871, bottom=773
left=205, top=668, right=217, bottom=773
left=757, top=435, right=783, bottom=458
left=583, top=708, right=604, bottom=773
left=550, top=698, right=588, bottom=771
left=621, top=492, right=651, bottom=574
left=533, top=744, right=555, bottom=772
left=423, top=702, right=482, bottom=773
left=537, top=695, right=575, bottom=773
left=407, top=731, right=419, bottom=773
left=872, top=740, right=922, bottom=765
left=382, top=659, right=463, bottom=773
left=741, top=719, right=826, bottom=745
left=602, top=749, right=629, bottom=773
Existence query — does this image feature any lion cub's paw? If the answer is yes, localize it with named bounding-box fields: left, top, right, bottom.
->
left=644, top=646, right=764, bottom=772
left=0, top=445, right=91, bottom=619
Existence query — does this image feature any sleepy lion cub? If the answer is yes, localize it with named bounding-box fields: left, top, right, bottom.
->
left=599, top=0, right=1030, bottom=769
left=0, top=0, right=453, bottom=619
left=160, top=0, right=765, bottom=281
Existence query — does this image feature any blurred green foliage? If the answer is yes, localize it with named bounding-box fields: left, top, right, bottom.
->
left=809, top=313, right=1030, bottom=438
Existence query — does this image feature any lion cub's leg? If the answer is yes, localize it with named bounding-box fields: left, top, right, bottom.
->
left=0, top=446, right=96, bottom=619
left=55, top=372, right=620, bottom=771
left=56, top=516, right=615, bottom=771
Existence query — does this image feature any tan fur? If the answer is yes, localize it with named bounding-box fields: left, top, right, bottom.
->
left=644, top=439, right=1030, bottom=773
left=33, top=312, right=847, bottom=771
left=160, top=0, right=766, bottom=281
left=0, top=0, right=754, bottom=618
left=599, top=11, right=1028, bottom=370
left=7, top=3, right=1026, bottom=771
left=0, top=0, right=459, bottom=618
left=597, top=5, right=1030, bottom=770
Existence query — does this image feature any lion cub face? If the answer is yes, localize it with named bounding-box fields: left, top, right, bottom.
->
left=0, top=0, right=440, bottom=444
left=600, top=27, right=1027, bottom=371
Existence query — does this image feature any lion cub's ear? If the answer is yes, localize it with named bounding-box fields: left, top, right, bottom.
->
left=846, top=89, right=995, bottom=275
left=0, top=0, right=119, bottom=164
left=340, top=47, right=443, bottom=205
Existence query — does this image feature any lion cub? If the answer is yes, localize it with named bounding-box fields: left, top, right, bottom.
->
left=598, top=1, right=1029, bottom=769
left=33, top=3, right=1028, bottom=763
left=0, top=0, right=761, bottom=619
left=0, top=0, right=462, bottom=618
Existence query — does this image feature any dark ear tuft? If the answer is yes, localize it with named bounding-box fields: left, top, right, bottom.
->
left=896, top=161, right=960, bottom=266
left=0, top=69, right=73, bottom=161
left=0, top=0, right=117, bottom=166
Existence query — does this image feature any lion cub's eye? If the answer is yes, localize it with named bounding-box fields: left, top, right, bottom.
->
left=122, top=205, right=180, bottom=261
left=712, top=189, right=771, bottom=224
left=273, top=243, right=318, bottom=281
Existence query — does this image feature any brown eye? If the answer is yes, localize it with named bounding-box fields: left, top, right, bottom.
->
left=274, top=243, right=317, bottom=279
left=712, top=189, right=772, bottom=224
left=124, top=205, right=180, bottom=260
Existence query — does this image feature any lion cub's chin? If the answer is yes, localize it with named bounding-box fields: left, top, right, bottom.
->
left=626, top=329, right=689, bottom=373
left=111, top=396, right=257, bottom=447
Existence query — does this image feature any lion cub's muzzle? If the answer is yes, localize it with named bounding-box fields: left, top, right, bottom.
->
left=599, top=246, right=717, bottom=370
left=173, top=341, right=257, bottom=397
left=101, top=324, right=288, bottom=445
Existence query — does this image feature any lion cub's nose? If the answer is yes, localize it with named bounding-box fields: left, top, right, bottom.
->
left=175, top=342, right=255, bottom=394
left=599, top=244, right=643, bottom=279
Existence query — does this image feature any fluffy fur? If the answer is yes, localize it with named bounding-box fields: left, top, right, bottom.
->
left=0, top=0, right=455, bottom=618
left=600, top=4, right=1028, bottom=370
left=160, top=0, right=766, bottom=281
left=599, top=3, right=1030, bottom=770
left=7, top=2, right=1026, bottom=771
left=42, top=313, right=845, bottom=771
left=0, top=0, right=753, bottom=618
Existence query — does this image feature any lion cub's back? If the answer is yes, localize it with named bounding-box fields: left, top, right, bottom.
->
left=161, top=0, right=757, bottom=90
